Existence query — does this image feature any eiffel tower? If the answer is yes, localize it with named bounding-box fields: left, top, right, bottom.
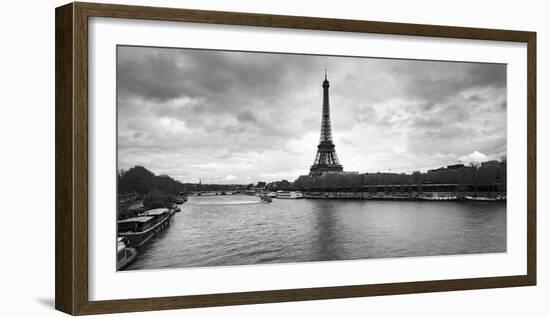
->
left=309, top=70, right=344, bottom=176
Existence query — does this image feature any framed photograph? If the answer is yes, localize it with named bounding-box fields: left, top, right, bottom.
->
left=55, top=2, right=536, bottom=315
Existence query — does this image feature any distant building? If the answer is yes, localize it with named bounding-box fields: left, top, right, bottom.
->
left=447, top=164, right=465, bottom=170
left=481, top=160, right=500, bottom=168
left=323, top=171, right=359, bottom=175
left=427, top=167, right=446, bottom=173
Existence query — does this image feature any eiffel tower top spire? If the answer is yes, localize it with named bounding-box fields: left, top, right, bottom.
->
left=309, top=70, right=343, bottom=176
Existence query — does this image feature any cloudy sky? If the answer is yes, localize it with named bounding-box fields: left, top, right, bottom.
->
left=117, top=46, right=506, bottom=184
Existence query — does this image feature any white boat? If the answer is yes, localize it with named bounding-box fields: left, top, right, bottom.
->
left=276, top=190, right=304, bottom=199
left=260, top=195, right=272, bottom=203
left=465, top=195, right=506, bottom=202
left=199, top=192, right=217, bottom=196
left=117, top=237, right=137, bottom=270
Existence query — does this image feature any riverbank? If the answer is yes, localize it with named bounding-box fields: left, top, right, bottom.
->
left=302, top=191, right=506, bottom=201
left=186, top=190, right=506, bottom=201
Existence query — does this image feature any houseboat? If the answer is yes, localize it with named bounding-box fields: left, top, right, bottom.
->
left=117, top=237, right=137, bottom=270
left=117, top=208, right=173, bottom=248
left=168, top=203, right=181, bottom=213
left=174, top=196, right=187, bottom=204
left=275, top=190, right=304, bottom=199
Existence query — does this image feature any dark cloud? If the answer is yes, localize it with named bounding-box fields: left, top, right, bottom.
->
left=117, top=46, right=507, bottom=182
left=236, top=110, right=258, bottom=123
left=410, top=117, right=444, bottom=129
left=389, top=61, right=506, bottom=104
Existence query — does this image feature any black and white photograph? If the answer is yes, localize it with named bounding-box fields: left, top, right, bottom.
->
left=116, top=45, right=507, bottom=271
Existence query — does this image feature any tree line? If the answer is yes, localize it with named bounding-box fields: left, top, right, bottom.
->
left=291, top=163, right=506, bottom=191
left=118, top=166, right=252, bottom=197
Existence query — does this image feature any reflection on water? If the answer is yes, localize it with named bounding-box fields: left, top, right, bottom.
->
left=125, top=195, right=506, bottom=270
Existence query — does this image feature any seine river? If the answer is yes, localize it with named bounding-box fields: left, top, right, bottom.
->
left=126, top=195, right=506, bottom=270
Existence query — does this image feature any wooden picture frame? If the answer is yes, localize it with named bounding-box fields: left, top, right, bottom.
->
left=55, top=2, right=536, bottom=315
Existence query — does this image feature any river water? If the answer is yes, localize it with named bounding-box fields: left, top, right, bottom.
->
left=126, top=194, right=506, bottom=270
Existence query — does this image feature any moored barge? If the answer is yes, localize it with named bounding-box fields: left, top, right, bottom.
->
left=117, top=208, right=173, bottom=248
